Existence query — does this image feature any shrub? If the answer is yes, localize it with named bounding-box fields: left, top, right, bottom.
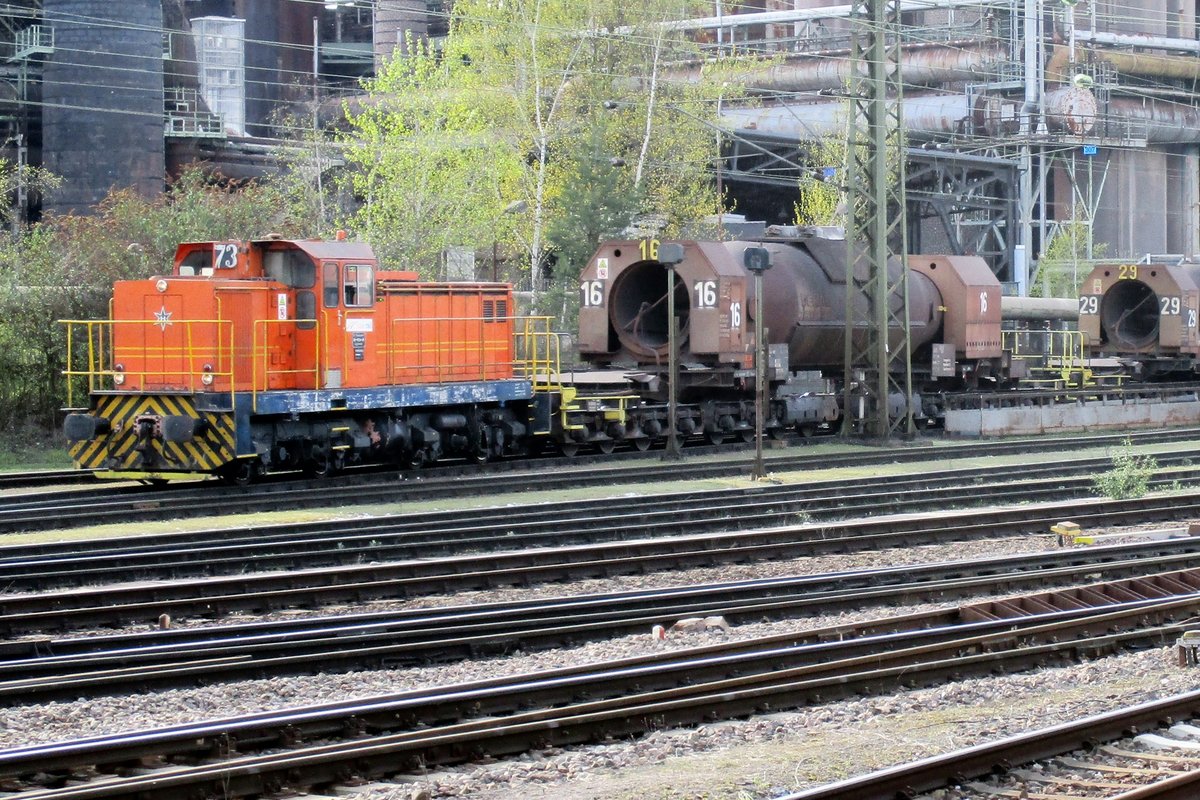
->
left=1092, top=439, right=1157, bottom=500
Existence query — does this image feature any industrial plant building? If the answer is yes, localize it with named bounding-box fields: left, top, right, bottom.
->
left=0, top=0, right=1195, bottom=288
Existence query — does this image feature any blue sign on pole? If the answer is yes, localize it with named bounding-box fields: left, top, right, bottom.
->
left=1082, top=144, right=1098, bottom=156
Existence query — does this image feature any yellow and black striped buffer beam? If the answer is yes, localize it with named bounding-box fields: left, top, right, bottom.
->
left=70, top=394, right=235, bottom=473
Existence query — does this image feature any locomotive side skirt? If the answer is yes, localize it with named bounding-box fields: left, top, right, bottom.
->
left=246, top=379, right=532, bottom=416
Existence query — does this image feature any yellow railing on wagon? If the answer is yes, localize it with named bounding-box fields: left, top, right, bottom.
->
left=380, top=314, right=567, bottom=387
left=64, top=314, right=572, bottom=407
left=1003, top=328, right=1097, bottom=388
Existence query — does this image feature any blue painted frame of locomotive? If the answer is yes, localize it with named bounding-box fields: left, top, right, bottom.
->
left=193, top=379, right=536, bottom=455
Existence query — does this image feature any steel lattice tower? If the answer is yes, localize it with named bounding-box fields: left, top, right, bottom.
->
left=841, top=0, right=913, bottom=438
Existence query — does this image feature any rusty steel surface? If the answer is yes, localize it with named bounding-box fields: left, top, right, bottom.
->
left=1079, top=261, right=1200, bottom=354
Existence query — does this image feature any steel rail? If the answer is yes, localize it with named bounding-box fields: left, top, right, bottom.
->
left=0, top=469, right=96, bottom=490
left=780, top=689, right=1200, bottom=800
left=1, top=593, right=1196, bottom=798
left=4, top=490, right=1200, bottom=636
left=6, top=544, right=1200, bottom=703
left=6, top=456, right=1200, bottom=591
left=0, top=426, right=1195, bottom=534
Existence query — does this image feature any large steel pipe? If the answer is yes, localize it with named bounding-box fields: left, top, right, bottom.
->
left=747, top=241, right=943, bottom=368
left=724, top=88, right=1200, bottom=144
left=664, top=45, right=1004, bottom=93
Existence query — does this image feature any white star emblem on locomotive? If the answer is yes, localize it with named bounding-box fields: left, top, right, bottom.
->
left=153, top=306, right=173, bottom=331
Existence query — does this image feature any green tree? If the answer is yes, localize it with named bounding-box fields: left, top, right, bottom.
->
left=341, top=34, right=521, bottom=275
left=341, top=0, right=747, bottom=293
left=1033, top=210, right=1106, bottom=298
left=541, top=125, right=644, bottom=331
left=795, top=136, right=846, bottom=227
left=0, top=167, right=304, bottom=435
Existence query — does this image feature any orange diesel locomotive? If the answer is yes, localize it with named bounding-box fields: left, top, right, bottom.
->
left=63, top=236, right=556, bottom=483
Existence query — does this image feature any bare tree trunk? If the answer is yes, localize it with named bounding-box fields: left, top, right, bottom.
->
left=635, top=15, right=668, bottom=189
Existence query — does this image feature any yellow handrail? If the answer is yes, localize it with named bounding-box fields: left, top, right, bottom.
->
left=62, top=313, right=569, bottom=408
left=60, top=318, right=236, bottom=404
left=1003, top=328, right=1098, bottom=387
left=251, top=318, right=320, bottom=410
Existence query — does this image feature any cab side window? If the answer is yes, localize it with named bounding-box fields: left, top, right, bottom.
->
left=322, top=262, right=339, bottom=307
left=344, top=264, right=374, bottom=308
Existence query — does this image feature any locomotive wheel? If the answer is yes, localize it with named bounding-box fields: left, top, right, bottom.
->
left=560, top=443, right=580, bottom=457
left=597, top=440, right=616, bottom=455
left=473, top=429, right=492, bottom=464
left=633, top=437, right=651, bottom=452
left=224, top=459, right=260, bottom=487
left=304, top=456, right=330, bottom=479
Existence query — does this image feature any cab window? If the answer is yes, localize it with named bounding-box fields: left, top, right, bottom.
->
left=322, top=262, right=339, bottom=307
left=263, top=249, right=316, bottom=289
left=344, top=264, right=374, bottom=307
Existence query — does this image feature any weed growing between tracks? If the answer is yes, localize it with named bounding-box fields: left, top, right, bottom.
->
left=1093, top=438, right=1159, bottom=500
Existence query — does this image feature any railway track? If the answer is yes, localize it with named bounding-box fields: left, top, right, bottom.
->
left=2, top=574, right=1196, bottom=799
left=1, top=426, right=1196, bottom=533
left=784, top=690, right=1200, bottom=800
left=6, top=450, right=1200, bottom=591
left=5, top=487, right=1200, bottom=636
left=0, top=469, right=94, bottom=490
left=6, top=538, right=1200, bottom=703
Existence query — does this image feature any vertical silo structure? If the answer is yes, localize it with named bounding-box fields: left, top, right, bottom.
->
left=41, top=0, right=164, bottom=215
left=373, top=0, right=430, bottom=69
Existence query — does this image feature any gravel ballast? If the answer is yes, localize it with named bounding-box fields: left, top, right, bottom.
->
left=0, top=521, right=1194, bottom=799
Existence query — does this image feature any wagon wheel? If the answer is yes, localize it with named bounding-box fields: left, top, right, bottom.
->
left=560, top=442, right=580, bottom=458
left=767, top=426, right=787, bottom=441
left=597, top=440, right=616, bottom=455
left=740, top=429, right=755, bottom=444
left=633, top=437, right=651, bottom=452
left=706, top=431, right=725, bottom=445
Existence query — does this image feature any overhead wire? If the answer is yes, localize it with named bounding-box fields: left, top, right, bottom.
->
left=0, top=1, right=1193, bottom=175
